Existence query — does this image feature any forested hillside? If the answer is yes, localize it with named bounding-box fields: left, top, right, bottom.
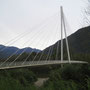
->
left=0, top=26, right=90, bottom=90
left=44, top=26, right=90, bottom=62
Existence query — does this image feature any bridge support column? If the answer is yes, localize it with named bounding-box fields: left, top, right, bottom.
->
left=60, top=6, right=71, bottom=65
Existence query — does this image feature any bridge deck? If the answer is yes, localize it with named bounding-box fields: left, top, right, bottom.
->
left=0, top=60, right=88, bottom=69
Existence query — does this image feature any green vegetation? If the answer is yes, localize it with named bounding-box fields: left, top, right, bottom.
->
left=0, top=68, right=37, bottom=90
left=0, top=64, right=90, bottom=90
left=0, top=26, right=90, bottom=89
left=40, top=64, right=90, bottom=90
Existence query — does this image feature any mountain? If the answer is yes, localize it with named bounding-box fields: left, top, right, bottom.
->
left=43, top=26, right=90, bottom=58
left=0, top=45, right=41, bottom=58
left=67, top=26, right=90, bottom=53
left=0, top=26, right=90, bottom=60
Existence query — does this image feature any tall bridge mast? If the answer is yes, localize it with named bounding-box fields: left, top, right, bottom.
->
left=60, top=6, right=71, bottom=63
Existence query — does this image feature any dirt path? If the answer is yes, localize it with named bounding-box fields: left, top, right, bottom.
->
left=34, top=78, right=49, bottom=87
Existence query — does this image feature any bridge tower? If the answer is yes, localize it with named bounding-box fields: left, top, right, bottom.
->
left=60, top=6, right=71, bottom=63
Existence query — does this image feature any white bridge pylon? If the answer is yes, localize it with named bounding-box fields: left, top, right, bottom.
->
left=0, top=6, right=88, bottom=70
left=60, top=6, right=71, bottom=63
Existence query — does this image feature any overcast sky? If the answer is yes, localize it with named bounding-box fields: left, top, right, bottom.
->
left=0, top=0, right=87, bottom=50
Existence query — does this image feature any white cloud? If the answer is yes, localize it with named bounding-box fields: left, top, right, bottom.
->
left=0, top=0, right=87, bottom=49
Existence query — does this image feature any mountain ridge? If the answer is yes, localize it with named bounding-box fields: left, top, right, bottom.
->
left=43, top=26, right=90, bottom=57
left=0, top=45, right=41, bottom=58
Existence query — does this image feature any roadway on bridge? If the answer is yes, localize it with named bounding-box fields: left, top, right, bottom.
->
left=0, top=60, right=88, bottom=69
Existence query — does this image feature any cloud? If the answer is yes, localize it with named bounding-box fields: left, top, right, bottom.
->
left=0, top=0, right=87, bottom=49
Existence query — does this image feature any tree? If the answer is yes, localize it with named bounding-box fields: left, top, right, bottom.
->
left=84, top=0, right=90, bottom=24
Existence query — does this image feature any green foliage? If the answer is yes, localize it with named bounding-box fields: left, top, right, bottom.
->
left=0, top=64, right=90, bottom=90
left=40, top=64, right=90, bottom=90
left=0, top=68, right=37, bottom=90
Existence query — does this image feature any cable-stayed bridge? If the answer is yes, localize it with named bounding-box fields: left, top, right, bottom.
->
left=0, top=7, right=88, bottom=69
left=0, top=61, right=88, bottom=69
